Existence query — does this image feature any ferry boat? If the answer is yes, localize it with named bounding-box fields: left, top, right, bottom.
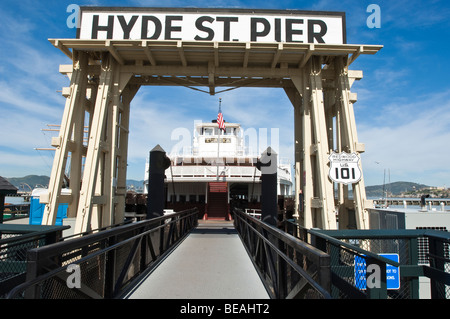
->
left=144, top=120, right=293, bottom=220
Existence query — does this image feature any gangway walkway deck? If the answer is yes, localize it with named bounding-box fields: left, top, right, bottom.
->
left=123, top=220, right=269, bottom=299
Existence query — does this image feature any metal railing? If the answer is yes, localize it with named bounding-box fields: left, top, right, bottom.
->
left=6, top=208, right=198, bottom=299
left=234, top=208, right=332, bottom=299
left=0, top=224, right=68, bottom=298
left=307, top=228, right=402, bottom=299
left=424, top=230, right=450, bottom=299
left=284, top=220, right=450, bottom=299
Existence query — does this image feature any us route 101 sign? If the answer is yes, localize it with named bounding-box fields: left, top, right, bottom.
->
left=328, top=151, right=362, bottom=185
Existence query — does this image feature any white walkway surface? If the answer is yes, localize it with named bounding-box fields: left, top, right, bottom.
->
left=125, top=220, right=269, bottom=299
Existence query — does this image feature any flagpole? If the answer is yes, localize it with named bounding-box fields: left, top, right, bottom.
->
left=216, top=98, right=221, bottom=181
left=217, top=127, right=220, bottom=181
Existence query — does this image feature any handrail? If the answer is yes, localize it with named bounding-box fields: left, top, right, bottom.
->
left=6, top=208, right=198, bottom=299
left=283, top=219, right=450, bottom=299
left=60, top=219, right=133, bottom=240
left=308, top=228, right=400, bottom=268
left=7, top=219, right=171, bottom=299
left=234, top=208, right=332, bottom=299
left=0, top=224, right=69, bottom=245
left=285, top=219, right=404, bottom=267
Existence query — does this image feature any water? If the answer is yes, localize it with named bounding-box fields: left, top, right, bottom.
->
left=5, top=197, right=27, bottom=205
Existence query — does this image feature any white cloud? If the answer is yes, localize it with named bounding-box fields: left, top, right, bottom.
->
left=359, top=93, right=450, bottom=186
left=381, top=0, right=450, bottom=29
left=0, top=150, right=54, bottom=178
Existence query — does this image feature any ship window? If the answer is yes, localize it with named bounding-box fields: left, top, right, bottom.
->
left=204, top=128, right=213, bottom=135
left=225, top=127, right=235, bottom=135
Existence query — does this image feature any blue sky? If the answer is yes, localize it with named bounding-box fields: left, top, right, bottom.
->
left=0, top=0, right=449, bottom=188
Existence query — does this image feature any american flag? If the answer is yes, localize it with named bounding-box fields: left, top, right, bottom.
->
left=217, top=102, right=225, bottom=131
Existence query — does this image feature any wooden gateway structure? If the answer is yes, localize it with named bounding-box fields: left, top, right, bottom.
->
left=41, top=7, right=382, bottom=233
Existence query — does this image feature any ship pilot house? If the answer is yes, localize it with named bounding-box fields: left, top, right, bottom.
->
left=145, top=121, right=293, bottom=220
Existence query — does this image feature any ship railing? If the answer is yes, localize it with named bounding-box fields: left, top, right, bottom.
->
left=245, top=209, right=261, bottom=219
left=167, top=165, right=260, bottom=179
left=6, top=208, right=198, bottom=299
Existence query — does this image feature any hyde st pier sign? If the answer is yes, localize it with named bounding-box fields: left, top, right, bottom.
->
left=77, top=7, right=346, bottom=44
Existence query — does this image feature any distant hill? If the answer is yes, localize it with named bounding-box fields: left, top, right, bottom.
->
left=5, top=175, right=145, bottom=192
left=126, top=179, right=145, bottom=191
left=4, top=175, right=431, bottom=197
left=6, top=175, right=50, bottom=190
left=365, top=181, right=429, bottom=197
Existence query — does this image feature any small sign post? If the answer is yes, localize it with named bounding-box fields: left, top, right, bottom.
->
left=354, top=253, right=400, bottom=290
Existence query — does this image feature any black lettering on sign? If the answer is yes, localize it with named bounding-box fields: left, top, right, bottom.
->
left=165, top=15, right=183, bottom=40
left=117, top=15, right=138, bottom=39
left=251, top=18, right=270, bottom=41
left=335, top=167, right=356, bottom=180
left=216, top=17, right=239, bottom=41
left=141, top=16, right=162, bottom=39
left=308, top=20, right=327, bottom=43
left=195, top=16, right=214, bottom=41
left=274, top=18, right=281, bottom=42
left=286, top=19, right=303, bottom=43
left=92, top=15, right=114, bottom=39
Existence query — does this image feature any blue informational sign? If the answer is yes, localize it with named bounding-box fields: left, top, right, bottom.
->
left=354, top=253, right=400, bottom=290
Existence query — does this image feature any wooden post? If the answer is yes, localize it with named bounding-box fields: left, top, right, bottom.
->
left=335, top=56, right=369, bottom=229
left=289, top=58, right=337, bottom=230
left=42, top=51, right=88, bottom=226
left=114, top=85, right=139, bottom=224
left=74, top=54, right=115, bottom=234
left=290, top=74, right=314, bottom=229
left=308, top=56, right=337, bottom=229
left=283, top=84, right=303, bottom=229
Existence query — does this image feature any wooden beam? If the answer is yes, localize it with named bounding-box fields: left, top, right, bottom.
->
left=208, top=61, right=215, bottom=95
left=106, top=40, right=125, bottom=65
left=177, top=41, right=187, bottom=67
left=214, top=41, right=219, bottom=67
left=347, top=46, right=363, bottom=66
left=271, top=43, right=283, bottom=69
left=54, top=40, right=73, bottom=60
left=142, top=40, right=157, bottom=66
left=243, top=42, right=250, bottom=68
left=299, top=44, right=314, bottom=68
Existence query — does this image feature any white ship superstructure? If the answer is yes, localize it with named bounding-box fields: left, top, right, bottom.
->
left=145, top=121, right=292, bottom=219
